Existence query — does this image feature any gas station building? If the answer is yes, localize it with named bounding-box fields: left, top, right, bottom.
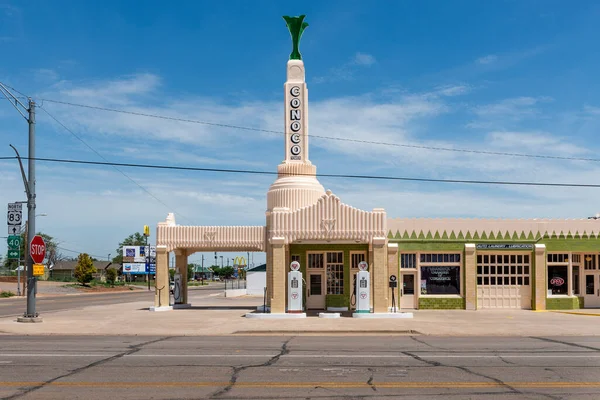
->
left=152, top=16, right=600, bottom=314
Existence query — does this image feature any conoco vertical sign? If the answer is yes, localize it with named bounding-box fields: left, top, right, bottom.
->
left=30, top=235, right=46, bottom=264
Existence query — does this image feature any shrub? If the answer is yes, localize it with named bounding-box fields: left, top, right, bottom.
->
left=0, top=290, right=15, bottom=298
left=106, top=268, right=118, bottom=285
left=74, top=253, right=97, bottom=285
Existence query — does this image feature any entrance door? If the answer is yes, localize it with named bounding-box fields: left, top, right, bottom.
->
left=584, top=273, right=600, bottom=308
left=306, top=272, right=325, bottom=309
left=400, top=274, right=416, bottom=309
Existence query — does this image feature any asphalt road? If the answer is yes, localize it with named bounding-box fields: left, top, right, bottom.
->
left=0, top=335, right=599, bottom=399
left=0, top=285, right=224, bottom=317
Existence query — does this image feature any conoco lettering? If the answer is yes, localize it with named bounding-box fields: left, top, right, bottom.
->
left=290, top=121, right=301, bottom=132
left=290, top=109, right=301, bottom=120
left=290, top=86, right=300, bottom=97
left=290, top=98, right=301, bottom=108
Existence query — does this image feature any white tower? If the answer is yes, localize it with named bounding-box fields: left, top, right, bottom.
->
left=266, top=59, right=325, bottom=212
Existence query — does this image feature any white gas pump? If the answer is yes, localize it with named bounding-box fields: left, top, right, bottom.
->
left=287, top=261, right=303, bottom=313
left=355, top=261, right=370, bottom=313
left=173, top=273, right=183, bottom=304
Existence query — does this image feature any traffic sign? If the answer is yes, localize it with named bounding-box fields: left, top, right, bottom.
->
left=33, top=264, right=45, bottom=276
left=7, top=210, right=22, bottom=226
left=7, top=203, right=22, bottom=211
left=7, top=235, right=21, bottom=250
left=7, top=249, right=20, bottom=259
left=7, top=225, right=22, bottom=235
left=30, top=235, right=46, bottom=264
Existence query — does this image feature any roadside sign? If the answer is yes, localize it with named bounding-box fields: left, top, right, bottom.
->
left=30, top=235, right=46, bottom=264
left=390, top=275, right=397, bottom=282
left=33, top=264, right=45, bottom=276
left=7, top=225, right=22, bottom=235
left=7, top=202, right=22, bottom=227
left=7, top=249, right=20, bottom=259
left=7, top=235, right=21, bottom=250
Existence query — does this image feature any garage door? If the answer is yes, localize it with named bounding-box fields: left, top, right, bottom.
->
left=476, top=253, right=531, bottom=309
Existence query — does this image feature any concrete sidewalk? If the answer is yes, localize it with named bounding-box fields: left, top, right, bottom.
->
left=0, top=293, right=599, bottom=336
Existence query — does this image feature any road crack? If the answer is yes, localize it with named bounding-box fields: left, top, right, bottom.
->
left=3, top=336, right=173, bottom=400
left=532, top=336, right=600, bottom=352
left=403, top=351, right=523, bottom=396
left=409, top=336, right=444, bottom=350
left=210, top=336, right=294, bottom=398
left=366, top=367, right=377, bottom=392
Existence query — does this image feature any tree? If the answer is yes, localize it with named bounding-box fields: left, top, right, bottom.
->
left=187, top=263, right=194, bottom=281
left=112, top=232, right=146, bottom=265
left=74, top=253, right=97, bottom=285
left=106, top=268, right=118, bottom=285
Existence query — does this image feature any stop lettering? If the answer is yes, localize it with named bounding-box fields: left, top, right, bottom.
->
left=30, top=235, right=46, bottom=264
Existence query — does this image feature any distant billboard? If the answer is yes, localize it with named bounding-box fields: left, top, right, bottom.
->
left=122, top=246, right=146, bottom=263
left=123, top=263, right=146, bottom=275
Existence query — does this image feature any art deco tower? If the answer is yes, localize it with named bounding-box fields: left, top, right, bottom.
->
left=266, top=15, right=325, bottom=213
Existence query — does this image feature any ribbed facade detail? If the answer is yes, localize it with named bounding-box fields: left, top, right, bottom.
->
left=277, top=162, right=316, bottom=177
left=157, top=225, right=266, bottom=252
left=266, top=162, right=325, bottom=212
left=270, top=191, right=387, bottom=243
left=388, top=218, right=600, bottom=239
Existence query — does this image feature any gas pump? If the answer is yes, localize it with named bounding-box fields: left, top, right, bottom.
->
left=173, top=273, right=183, bottom=304
left=287, top=261, right=303, bottom=313
left=355, top=261, right=370, bottom=313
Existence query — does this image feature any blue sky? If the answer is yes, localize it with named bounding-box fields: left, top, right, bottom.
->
left=1, top=1, right=600, bottom=265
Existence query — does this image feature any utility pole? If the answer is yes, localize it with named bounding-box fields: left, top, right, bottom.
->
left=1, top=85, right=40, bottom=321
left=25, top=99, right=37, bottom=320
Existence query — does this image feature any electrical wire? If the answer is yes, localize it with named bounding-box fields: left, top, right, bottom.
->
left=37, top=106, right=195, bottom=224
left=1, top=155, right=599, bottom=188
left=40, top=98, right=600, bottom=163
left=56, top=246, right=107, bottom=260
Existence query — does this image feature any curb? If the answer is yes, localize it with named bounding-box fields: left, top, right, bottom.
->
left=550, top=311, right=600, bottom=317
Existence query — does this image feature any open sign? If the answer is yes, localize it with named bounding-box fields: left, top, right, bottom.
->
left=550, top=277, right=565, bottom=286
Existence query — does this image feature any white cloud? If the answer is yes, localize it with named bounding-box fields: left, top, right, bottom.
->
left=476, top=55, right=498, bottom=65
left=4, top=71, right=600, bottom=264
left=314, top=52, right=376, bottom=83
left=352, top=52, right=376, bottom=66
left=487, top=131, right=588, bottom=156
left=435, top=84, right=470, bottom=97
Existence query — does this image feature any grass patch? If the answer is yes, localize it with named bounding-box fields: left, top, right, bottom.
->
left=0, top=290, right=15, bottom=298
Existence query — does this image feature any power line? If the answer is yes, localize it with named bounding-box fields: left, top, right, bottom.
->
left=40, top=98, right=600, bottom=163
left=38, top=106, right=194, bottom=224
left=56, top=246, right=107, bottom=260
left=1, top=155, right=600, bottom=188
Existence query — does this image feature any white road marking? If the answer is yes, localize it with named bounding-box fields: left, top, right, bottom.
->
left=1, top=354, right=599, bottom=359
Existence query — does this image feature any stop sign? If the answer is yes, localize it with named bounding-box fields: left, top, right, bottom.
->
left=30, top=235, right=46, bottom=264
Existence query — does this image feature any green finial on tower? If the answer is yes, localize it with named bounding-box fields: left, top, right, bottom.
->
left=283, top=15, right=309, bottom=60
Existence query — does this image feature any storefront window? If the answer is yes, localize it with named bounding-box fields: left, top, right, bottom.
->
left=548, top=265, right=568, bottom=295
left=326, top=263, right=343, bottom=295
left=401, top=253, right=417, bottom=268
left=420, top=266, right=460, bottom=295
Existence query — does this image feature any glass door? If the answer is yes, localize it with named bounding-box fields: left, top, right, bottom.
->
left=584, top=273, right=600, bottom=308
left=306, top=272, right=325, bottom=309
left=400, top=273, right=416, bottom=309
